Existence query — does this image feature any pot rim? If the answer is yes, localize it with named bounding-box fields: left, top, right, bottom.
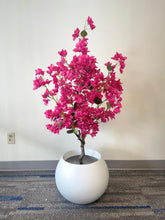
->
left=62, top=148, right=101, bottom=166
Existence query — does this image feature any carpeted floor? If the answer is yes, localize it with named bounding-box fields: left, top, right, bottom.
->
left=0, top=170, right=165, bottom=220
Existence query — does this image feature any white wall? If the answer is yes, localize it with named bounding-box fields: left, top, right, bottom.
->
left=0, top=0, right=165, bottom=161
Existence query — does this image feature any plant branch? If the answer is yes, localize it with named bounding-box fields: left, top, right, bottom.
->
left=74, top=130, right=86, bottom=164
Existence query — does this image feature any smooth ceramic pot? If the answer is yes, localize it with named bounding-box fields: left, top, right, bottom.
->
left=55, top=148, right=109, bottom=204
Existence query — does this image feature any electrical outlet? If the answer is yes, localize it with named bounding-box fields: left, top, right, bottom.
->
left=7, top=132, right=15, bottom=144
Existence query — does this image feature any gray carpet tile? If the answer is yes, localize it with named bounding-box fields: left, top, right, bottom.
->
left=0, top=170, right=165, bottom=219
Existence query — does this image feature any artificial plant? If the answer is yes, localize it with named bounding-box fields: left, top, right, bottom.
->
left=33, top=17, right=127, bottom=164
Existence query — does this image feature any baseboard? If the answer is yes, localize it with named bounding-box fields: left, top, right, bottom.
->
left=106, top=160, right=165, bottom=170
left=0, top=161, right=58, bottom=171
left=0, top=160, right=165, bottom=171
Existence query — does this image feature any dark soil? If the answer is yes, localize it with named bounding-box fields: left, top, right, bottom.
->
left=66, top=155, right=98, bottom=165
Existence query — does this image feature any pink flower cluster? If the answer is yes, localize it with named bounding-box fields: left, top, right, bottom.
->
left=33, top=17, right=127, bottom=139
left=111, top=52, right=127, bottom=73
left=72, top=28, right=80, bottom=41
left=87, top=16, right=96, bottom=30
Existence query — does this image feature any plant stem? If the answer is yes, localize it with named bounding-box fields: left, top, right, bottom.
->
left=74, top=130, right=85, bottom=164
left=79, top=138, right=85, bottom=164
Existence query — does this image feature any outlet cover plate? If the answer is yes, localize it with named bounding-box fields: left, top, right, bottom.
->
left=7, top=132, right=15, bottom=144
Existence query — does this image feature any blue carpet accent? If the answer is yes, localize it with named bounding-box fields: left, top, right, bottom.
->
left=39, top=175, right=55, bottom=178
left=0, top=175, right=55, bottom=178
left=17, top=205, right=151, bottom=211
left=55, top=205, right=151, bottom=210
left=71, top=205, right=151, bottom=210
left=0, top=196, right=23, bottom=201
left=18, top=207, right=44, bottom=210
left=153, top=208, right=165, bottom=214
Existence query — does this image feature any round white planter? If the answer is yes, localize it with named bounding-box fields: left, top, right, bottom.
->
left=55, top=148, right=109, bottom=204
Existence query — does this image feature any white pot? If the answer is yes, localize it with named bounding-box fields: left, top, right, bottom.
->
left=55, top=148, right=109, bottom=204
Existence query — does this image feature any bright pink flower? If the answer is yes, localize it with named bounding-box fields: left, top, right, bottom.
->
left=50, top=88, right=58, bottom=96
left=33, top=76, right=44, bottom=90
left=42, top=89, right=49, bottom=98
left=72, top=28, right=80, bottom=40
left=73, top=38, right=89, bottom=54
left=33, top=76, right=52, bottom=90
left=114, top=108, right=120, bottom=114
left=111, top=52, right=127, bottom=61
left=44, top=79, right=52, bottom=85
left=43, top=98, right=49, bottom=105
left=87, top=16, right=96, bottom=30
left=58, top=49, right=67, bottom=57
left=111, top=52, right=127, bottom=74
left=46, top=124, right=60, bottom=134
left=35, top=68, right=44, bottom=75
left=47, top=64, right=55, bottom=75
left=45, top=109, right=53, bottom=119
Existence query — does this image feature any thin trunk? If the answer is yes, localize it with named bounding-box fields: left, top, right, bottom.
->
left=79, top=139, right=85, bottom=164
left=74, top=131, right=85, bottom=164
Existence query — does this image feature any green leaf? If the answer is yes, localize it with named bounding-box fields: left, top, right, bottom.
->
left=90, top=86, right=94, bottom=90
left=106, top=102, right=111, bottom=109
left=81, top=30, right=87, bottom=37
left=73, top=102, right=77, bottom=109
left=58, top=121, right=63, bottom=128
left=53, top=116, right=59, bottom=121
left=88, top=83, right=94, bottom=90
left=107, top=64, right=113, bottom=71
left=74, top=121, right=78, bottom=127
left=67, top=129, right=74, bottom=134
left=94, top=97, right=102, bottom=105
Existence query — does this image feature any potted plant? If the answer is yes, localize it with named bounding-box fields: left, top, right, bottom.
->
left=33, top=16, right=127, bottom=204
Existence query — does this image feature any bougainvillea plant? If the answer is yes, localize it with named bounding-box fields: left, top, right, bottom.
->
left=33, top=17, right=127, bottom=164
